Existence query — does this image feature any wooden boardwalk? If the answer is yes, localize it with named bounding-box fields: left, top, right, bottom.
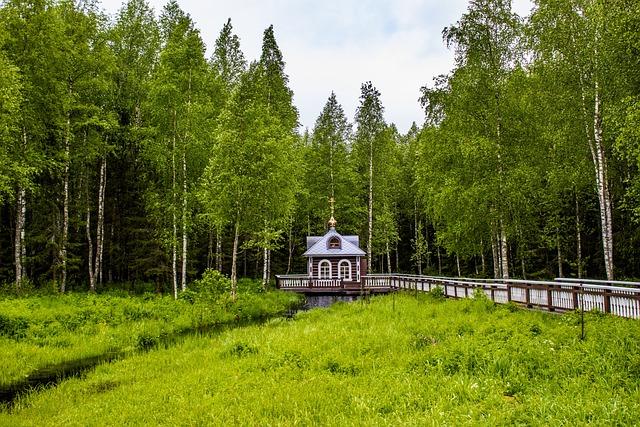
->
left=275, top=274, right=640, bottom=319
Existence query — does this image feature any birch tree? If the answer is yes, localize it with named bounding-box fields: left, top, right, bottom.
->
left=531, top=0, right=621, bottom=279
left=353, top=82, right=390, bottom=273
left=148, top=1, right=206, bottom=296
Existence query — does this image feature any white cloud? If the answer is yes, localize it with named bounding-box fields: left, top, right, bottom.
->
left=100, top=0, right=533, bottom=133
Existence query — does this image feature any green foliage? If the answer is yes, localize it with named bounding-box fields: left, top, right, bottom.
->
left=179, top=269, right=231, bottom=303
left=427, top=285, right=445, bottom=300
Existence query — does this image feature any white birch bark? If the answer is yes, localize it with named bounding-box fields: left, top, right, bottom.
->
left=573, top=26, right=614, bottom=280
left=480, top=240, right=486, bottom=276
left=207, top=228, right=213, bottom=270
left=93, top=157, right=106, bottom=289
left=575, top=192, right=583, bottom=279
left=386, top=241, right=392, bottom=274
left=14, top=128, right=27, bottom=289
left=491, top=231, right=500, bottom=279
left=456, top=254, right=461, bottom=277
left=556, top=228, right=563, bottom=278
left=267, top=249, right=272, bottom=286
left=231, top=221, right=239, bottom=300
left=286, top=223, right=293, bottom=275
left=499, top=220, right=509, bottom=279
left=60, top=115, right=70, bottom=292
left=216, top=227, right=222, bottom=271
left=367, top=140, right=373, bottom=273
left=86, top=193, right=94, bottom=291
left=14, top=186, right=26, bottom=289
left=172, top=113, right=177, bottom=299
left=181, top=146, right=187, bottom=291
left=262, top=246, right=268, bottom=289
left=593, top=79, right=614, bottom=280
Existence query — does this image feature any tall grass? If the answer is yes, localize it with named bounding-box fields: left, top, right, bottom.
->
left=0, top=288, right=301, bottom=386
left=2, top=293, right=639, bottom=425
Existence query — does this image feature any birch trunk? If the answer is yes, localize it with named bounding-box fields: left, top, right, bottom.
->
left=491, top=232, right=500, bottom=279
left=207, top=228, right=213, bottom=269
left=395, top=245, right=399, bottom=275
left=216, top=227, right=222, bottom=272
left=181, top=71, right=192, bottom=291
left=499, top=220, right=509, bottom=279
left=593, top=79, right=614, bottom=280
left=480, top=240, right=486, bottom=276
left=367, top=141, right=373, bottom=273
left=98, top=158, right=106, bottom=286
left=267, top=249, right=272, bottom=287
left=171, top=113, right=177, bottom=299
left=456, top=254, right=461, bottom=277
left=181, top=146, right=187, bottom=291
left=574, top=27, right=613, bottom=280
left=60, top=115, right=71, bottom=292
left=14, top=186, right=26, bottom=289
left=231, top=221, right=239, bottom=300
left=414, top=205, right=421, bottom=275
left=14, top=128, right=28, bottom=289
left=437, top=246, right=442, bottom=276
left=262, top=246, right=268, bottom=289
left=286, top=223, right=293, bottom=275
left=576, top=193, right=583, bottom=279
left=386, top=241, right=392, bottom=274
left=556, top=228, right=563, bottom=278
left=86, top=189, right=94, bottom=292
left=93, top=157, right=106, bottom=289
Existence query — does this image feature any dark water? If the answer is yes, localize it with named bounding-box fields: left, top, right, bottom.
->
left=303, top=294, right=361, bottom=309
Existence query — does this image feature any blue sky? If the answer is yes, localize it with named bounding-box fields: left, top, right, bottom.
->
left=100, top=0, right=533, bottom=133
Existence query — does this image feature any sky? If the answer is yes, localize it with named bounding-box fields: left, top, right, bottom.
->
left=99, top=0, right=533, bottom=134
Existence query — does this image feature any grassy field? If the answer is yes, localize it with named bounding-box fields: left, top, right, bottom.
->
left=0, top=283, right=301, bottom=387
left=2, top=292, right=640, bottom=425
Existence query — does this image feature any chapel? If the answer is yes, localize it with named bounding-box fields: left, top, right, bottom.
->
left=302, top=198, right=366, bottom=285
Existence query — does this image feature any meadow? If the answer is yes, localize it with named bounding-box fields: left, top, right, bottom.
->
left=0, top=275, right=301, bottom=388
left=2, top=291, right=639, bottom=425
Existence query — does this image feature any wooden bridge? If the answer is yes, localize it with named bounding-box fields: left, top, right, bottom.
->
left=275, top=274, right=640, bottom=319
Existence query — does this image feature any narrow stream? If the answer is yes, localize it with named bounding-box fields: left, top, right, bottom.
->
left=0, top=319, right=269, bottom=407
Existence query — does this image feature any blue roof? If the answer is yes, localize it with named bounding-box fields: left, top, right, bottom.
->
left=303, top=228, right=366, bottom=257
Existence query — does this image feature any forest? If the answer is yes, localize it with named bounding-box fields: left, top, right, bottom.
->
left=1, top=0, right=640, bottom=297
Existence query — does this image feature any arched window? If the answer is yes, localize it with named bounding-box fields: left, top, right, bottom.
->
left=328, top=237, right=341, bottom=249
left=318, top=259, right=331, bottom=279
left=338, top=259, right=352, bottom=281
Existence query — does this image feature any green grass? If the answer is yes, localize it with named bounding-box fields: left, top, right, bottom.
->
left=0, top=289, right=301, bottom=386
left=2, top=293, right=640, bottom=425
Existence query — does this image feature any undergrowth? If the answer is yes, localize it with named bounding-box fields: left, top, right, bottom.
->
left=1, top=293, right=638, bottom=425
left=0, top=275, right=301, bottom=386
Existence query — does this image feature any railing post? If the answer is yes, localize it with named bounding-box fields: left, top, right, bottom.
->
left=506, top=281, right=512, bottom=302
left=604, top=289, right=611, bottom=314
left=526, top=284, right=531, bottom=307
left=572, top=286, right=579, bottom=311
left=547, top=285, right=554, bottom=312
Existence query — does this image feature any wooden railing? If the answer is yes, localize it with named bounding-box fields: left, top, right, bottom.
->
left=363, top=274, right=640, bottom=319
left=276, top=273, right=640, bottom=319
left=276, top=275, right=343, bottom=289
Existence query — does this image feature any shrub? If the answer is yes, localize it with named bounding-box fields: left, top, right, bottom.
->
left=428, top=286, right=445, bottom=300
left=180, top=269, right=231, bottom=303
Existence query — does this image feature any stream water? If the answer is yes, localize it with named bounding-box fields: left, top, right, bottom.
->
left=1, top=297, right=353, bottom=406
left=0, top=320, right=256, bottom=407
